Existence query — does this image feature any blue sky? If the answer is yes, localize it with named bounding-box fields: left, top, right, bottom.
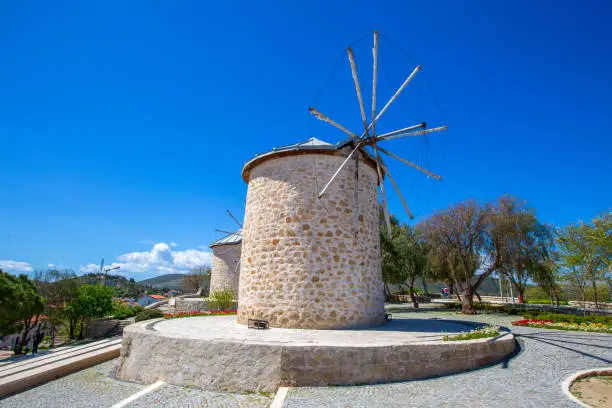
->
left=1, top=1, right=610, bottom=280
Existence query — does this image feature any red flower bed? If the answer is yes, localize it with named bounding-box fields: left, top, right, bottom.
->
left=512, top=319, right=553, bottom=326
left=164, top=309, right=237, bottom=319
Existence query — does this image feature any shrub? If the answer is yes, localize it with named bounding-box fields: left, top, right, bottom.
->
left=112, top=302, right=144, bottom=320
left=208, top=287, right=236, bottom=311
left=525, top=299, right=569, bottom=305
left=134, top=308, right=164, bottom=322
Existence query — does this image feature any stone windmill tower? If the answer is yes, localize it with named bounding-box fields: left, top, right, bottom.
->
left=237, top=31, right=447, bottom=329
left=209, top=210, right=242, bottom=298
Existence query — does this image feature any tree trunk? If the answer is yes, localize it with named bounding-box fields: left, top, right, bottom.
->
left=592, top=280, right=599, bottom=309
left=475, top=290, right=482, bottom=302
left=16, top=318, right=33, bottom=355
left=461, top=284, right=476, bottom=314
left=516, top=285, right=525, bottom=304
left=409, top=277, right=419, bottom=309
left=420, top=277, right=429, bottom=295
left=383, top=283, right=391, bottom=302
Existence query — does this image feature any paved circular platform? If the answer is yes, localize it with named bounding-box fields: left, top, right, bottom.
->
left=116, top=316, right=515, bottom=392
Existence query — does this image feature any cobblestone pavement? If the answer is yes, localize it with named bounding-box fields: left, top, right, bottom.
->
left=283, top=311, right=612, bottom=408
left=2, top=311, right=610, bottom=407
left=0, top=359, right=272, bottom=408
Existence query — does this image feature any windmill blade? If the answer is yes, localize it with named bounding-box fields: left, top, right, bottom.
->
left=376, top=145, right=442, bottom=180
left=226, top=209, right=243, bottom=228
left=375, top=122, right=426, bottom=140
left=309, top=107, right=360, bottom=141
left=347, top=47, right=369, bottom=138
left=371, top=31, right=379, bottom=137
left=376, top=125, right=448, bottom=141
left=361, top=65, right=421, bottom=137
left=216, top=229, right=233, bottom=234
left=375, top=155, right=414, bottom=220
left=372, top=147, right=392, bottom=238
left=318, top=142, right=363, bottom=198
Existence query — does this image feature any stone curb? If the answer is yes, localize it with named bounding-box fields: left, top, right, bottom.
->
left=561, top=367, right=612, bottom=408
left=0, top=341, right=121, bottom=397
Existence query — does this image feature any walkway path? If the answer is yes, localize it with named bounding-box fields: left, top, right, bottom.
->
left=283, top=311, right=612, bottom=407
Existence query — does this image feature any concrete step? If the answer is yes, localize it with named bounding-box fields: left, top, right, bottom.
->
left=0, top=338, right=121, bottom=378
left=0, top=338, right=122, bottom=397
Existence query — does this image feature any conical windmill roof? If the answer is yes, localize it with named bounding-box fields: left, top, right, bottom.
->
left=209, top=230, right=242, bottom=248
left=241, top=137, right=377, bottom=182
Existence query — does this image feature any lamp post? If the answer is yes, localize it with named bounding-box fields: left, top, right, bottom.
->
left=102, top=266, right=120, bottom=286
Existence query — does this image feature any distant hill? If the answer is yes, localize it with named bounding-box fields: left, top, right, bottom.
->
left=138, top=274, right=186, bottom=289
left=138, top=273, right=210, bottom=291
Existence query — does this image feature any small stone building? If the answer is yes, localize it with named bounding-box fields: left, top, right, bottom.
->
left=237, top=137, right=386, bottom=329
left=209, top=230, right=242, bottom=297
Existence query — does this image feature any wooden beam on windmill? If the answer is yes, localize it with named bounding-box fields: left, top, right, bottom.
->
left=376, top=145, right=442, bottom=180
left=371, top=31, right=379, bottom=139
left=308, top=107, right=361, bottom=141
left=317, top=141, right=364, bottom=198
left=374, top=152, right=414, bottom=220
left=376, top=125, right=448, bottom=142
left=226, top=209, right=243, bottom=228
left=372, top=145, right=393, bottom=238
left=361, top=65, right=421, bottom=137
left=347, top=46, right=369, bottom=138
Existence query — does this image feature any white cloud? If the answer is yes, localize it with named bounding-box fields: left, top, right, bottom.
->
left=79, top=242, right=212, bottom=275
left=0, top=260, right=34, bottom=273
left=170, top=242, right=177, bottom=247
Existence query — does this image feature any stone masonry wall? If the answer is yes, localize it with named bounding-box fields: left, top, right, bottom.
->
left=237, top=150, right=385, bottom=329
left=210, top=243, right=241, bottom=298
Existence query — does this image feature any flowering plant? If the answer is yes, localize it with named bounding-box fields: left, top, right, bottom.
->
left=164, top=309, right=237, bottom=319
left=512, top=319, right=612, bottom=333
left=442, top=325, right=500, bottom=341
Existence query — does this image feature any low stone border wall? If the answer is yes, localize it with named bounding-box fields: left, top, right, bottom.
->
left=116, top=319, right=515, bottom=392
left=434, top=299, right=612, bottom=316
left=83, top=320, right=120, bottom=340
left=568, top=301, right=612, bottom=310
left=167, top=298, right=210, bottom=314
left=561, top=367, right=612, bottom=408
left=390, top=294, right=431, bottom=303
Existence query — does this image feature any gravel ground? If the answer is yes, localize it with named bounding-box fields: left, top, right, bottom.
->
left=283, top=311, right=612, bottom=408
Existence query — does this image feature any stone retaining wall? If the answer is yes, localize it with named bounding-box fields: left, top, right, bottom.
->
left=167, top=298, right=210, bottom=314
left=116, top=319, right=515, bottom=392
left=83, top=320, right=120, bottom=339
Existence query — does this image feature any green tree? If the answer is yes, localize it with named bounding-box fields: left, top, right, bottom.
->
left=589, top=211, right=611, bottom=300
left=0, top=270, right=45, bottom=353
left=486, top=196, right=555, bottom=303
left=381, top=219, right=430, bottom=308
left=67, top=284, right=114, bottom=339
left=182, top=267, right=211, bottom=294
left=419, top=200, right=497, bottom=314
left=557, top=214, right=609, bottom=308
left=33, top=268, right=80, bottom=345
